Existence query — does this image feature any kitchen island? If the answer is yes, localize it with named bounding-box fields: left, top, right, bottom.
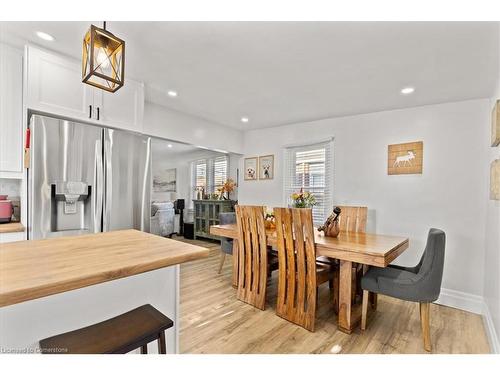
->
left=0, top=229, right=209, bottom=354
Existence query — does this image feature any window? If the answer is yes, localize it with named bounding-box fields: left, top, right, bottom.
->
left=213, top=156, right=228, bottom=192
left=284, top=141, right=333, bottom=225
left=190, top=155, right=229, bottom=206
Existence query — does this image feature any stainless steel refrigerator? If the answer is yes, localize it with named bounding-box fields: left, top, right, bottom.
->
left=28, top=114, right=151, bottom=240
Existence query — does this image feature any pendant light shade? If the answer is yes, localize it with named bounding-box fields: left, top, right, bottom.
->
left=82, top=23, right=125, bottom=93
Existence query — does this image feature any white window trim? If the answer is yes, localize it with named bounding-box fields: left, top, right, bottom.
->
left=283, top=139, right=334, bottom=225
left=189, top=155, right=229, bottom=209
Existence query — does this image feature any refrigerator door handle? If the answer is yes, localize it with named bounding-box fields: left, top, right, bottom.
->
left=93, top=139, right=103, bottom=232
left=103, top=136, right=112, bottom=232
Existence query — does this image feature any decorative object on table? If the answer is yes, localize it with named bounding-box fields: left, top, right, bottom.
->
left=258, top=155, right=274, bottom=180
left=318, top=206, right=342, bottom=238
left=290, top=188, right=317, bottom=208
left=82, top=21, right=125, bottom=93
left=244, top=157, right=258, bottom=180
left=217, top=178, right=236, bottom=200
left=491, top=159, right=500, bottom=200
left=388, top=141, right=423, bottom=175
left=153, top=168, right=176, bottom=192
left=210, top=193, right=219, bottom=200
left=491, top=99, right=500, bottom=147
left=264, top=208, right=276, bottom=229
left=195, top=187, right=205, bottom=200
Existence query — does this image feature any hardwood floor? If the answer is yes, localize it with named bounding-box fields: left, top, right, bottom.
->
left=177, top=236, right=490, bottom=354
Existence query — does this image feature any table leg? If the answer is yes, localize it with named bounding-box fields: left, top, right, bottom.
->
left=338, top=259, right=362, bottom=334
left=232, top=240, right=239, bottom=288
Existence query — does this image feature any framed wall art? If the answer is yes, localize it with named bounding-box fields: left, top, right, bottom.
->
left=153, top=168, right=177, bottom=192
left=258, top=155, right=274, bottom=180
left=491, top=99, right=500, bottom=147
left=244, top=157, right=258, bottom=180
left=388, top=141, right=423, bottom=175
left=491, top=159, right=500, bottom=200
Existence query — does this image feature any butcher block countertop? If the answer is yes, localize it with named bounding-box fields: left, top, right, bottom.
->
left=0, top=222, right=25, bottom=233
left=0, top=229, right=209, bottom=308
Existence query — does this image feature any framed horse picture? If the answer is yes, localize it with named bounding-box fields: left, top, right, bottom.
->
left=388, top=141, right=423, bottom=175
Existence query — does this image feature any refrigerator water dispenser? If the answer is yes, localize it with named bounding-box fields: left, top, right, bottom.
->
left=51, top=181, right=91, bottom=232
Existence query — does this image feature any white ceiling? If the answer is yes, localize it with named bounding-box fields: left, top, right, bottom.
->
left=1, top=21, right=498, bottom=130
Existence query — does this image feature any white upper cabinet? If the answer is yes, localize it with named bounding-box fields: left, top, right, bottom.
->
left=0, top=43, right=23, bottom=173
left=26, top=45, right=94, bottom=120
left=93, top=79, right=144, bottom=133
left=25, top=45, right=144, bottom=132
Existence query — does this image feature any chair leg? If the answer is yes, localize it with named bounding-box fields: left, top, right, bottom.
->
left=140, top=344, right=148, bottom=354
left=218, top=252, right=226, bottom=274
left=370, top=292, right=378, bottom=310
left=158, top=330, right=167, bottom=354
left=361, top=290, right=369, bottom=331
left=419, top=302, right=432, bottom=352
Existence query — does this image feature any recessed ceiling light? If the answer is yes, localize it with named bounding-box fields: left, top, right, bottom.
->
left=167, top=91, right=178, bottom=97
left=241, top=117, right=249, bottom=123
left=167, top=144, right=173, bottom=148
left=401, top=87, right=415, bottom=95
left=35, top=31, right=55, bottom=41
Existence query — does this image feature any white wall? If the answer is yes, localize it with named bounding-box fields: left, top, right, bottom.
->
left=239, top=99, right=490, bottom=300
left=144, top=102, right=244, bottom=154
left=483, top=24, right=500, bottom=352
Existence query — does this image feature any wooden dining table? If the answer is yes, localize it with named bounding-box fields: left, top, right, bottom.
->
left=210, top=224, right=409, bottom=334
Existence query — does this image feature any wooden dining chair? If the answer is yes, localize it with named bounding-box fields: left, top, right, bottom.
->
left=234, top=205, right=270, bottom=310
left=318, top=205, right=368, bottom=310
left=274, top=207, right=334, bottom=332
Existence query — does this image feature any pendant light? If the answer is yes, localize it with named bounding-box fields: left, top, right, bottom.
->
left=82, top=21, right=125, bottom=93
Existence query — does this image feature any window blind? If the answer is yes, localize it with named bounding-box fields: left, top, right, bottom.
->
left=213, top=156, right=228, bottom=192
left=194, top=159, right=207, bottom=190
left=283, top=141, right=333, bottom=225
left=190, top=155, right=229, bottom=206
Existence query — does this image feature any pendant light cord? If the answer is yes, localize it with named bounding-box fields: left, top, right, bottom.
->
left=103, top=21, right=106, bottom=31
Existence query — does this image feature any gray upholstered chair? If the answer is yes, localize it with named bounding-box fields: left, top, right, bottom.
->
left=218, top=212, right=236, bottom=274
left=361, top=228, right=445, bottom=352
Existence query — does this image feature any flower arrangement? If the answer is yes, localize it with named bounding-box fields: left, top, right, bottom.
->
left=217, top=178, right=236, bottom=200
left=291, top=188, right=317, bottom=208
left=264, top=208, right=275, bottom=229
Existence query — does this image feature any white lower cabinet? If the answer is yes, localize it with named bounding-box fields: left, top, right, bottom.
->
left=0, top=43, right=23, bottom=173
left=0, top=231, right=25, bottom=243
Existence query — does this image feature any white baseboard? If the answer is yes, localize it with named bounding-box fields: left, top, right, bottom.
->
left=482, top=302, right=500, bottom=354
left=436, top=288, right=484, bottom=314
